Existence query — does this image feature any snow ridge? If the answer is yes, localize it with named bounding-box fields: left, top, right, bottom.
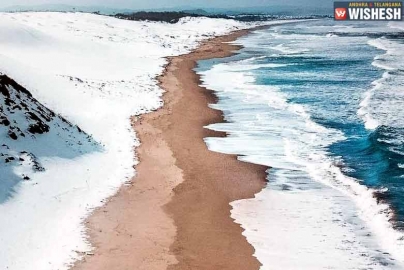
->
left=0, top=74, right=98, bottom=202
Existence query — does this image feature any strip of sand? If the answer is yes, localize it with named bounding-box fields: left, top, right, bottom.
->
left=73, top=29, right=268, bottom=270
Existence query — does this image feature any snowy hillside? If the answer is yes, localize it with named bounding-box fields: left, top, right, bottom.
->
left=0, top=12, right=258, bottom=270
left=0, top=74, right=98, bottom=202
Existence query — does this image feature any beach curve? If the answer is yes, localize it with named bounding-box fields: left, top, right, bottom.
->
left=72, top=28, right=268, bottom=270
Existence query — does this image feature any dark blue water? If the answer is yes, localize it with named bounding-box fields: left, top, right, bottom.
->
left=252, top=21, right=404, bottom=228
left=198, top=19, right=404, bottom=266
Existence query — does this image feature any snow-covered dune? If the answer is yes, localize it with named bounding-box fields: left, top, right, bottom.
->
left=0, top=74, right=98, bottom=203
left=0, top=12, right=251, bottom=270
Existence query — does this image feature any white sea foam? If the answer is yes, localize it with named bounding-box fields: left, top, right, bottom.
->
left=360, top=36, right=404, bottom=130
left=326, top=33, right=338, bottom=38
left=388, top=21, right=404, bottom=31
left=270, top=43, right=310, bottom=54
left=199, top=24, right=404, bottom=269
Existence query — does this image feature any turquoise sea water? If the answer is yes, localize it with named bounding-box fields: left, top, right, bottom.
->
left=198, top=19, right=404, bottom=269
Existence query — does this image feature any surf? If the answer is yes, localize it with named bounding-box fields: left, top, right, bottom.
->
left=198, top=19, right=404, bottom=269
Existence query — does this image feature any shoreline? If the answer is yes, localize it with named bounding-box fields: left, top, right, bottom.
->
left=73, top=28, right=268, bottom=270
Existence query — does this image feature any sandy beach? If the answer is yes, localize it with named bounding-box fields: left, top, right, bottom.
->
left=73, top=29, right=268, bottom=270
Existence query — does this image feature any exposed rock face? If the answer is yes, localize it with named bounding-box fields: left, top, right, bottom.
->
left=0, top=74, right=99, bottom=202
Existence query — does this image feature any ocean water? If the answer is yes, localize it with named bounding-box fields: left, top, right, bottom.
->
left=197, top=19, right=404, bottom=269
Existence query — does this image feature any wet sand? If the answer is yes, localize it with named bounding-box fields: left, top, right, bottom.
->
left=73, top=28, right=268, bottom=270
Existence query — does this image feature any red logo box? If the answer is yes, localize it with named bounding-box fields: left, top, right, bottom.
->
left=335, top=8, right=347, bottom=20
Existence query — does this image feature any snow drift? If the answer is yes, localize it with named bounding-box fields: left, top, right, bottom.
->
left=0, top=11, right=254, bottom=270
left=0, top=73, right=98, bottom=202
